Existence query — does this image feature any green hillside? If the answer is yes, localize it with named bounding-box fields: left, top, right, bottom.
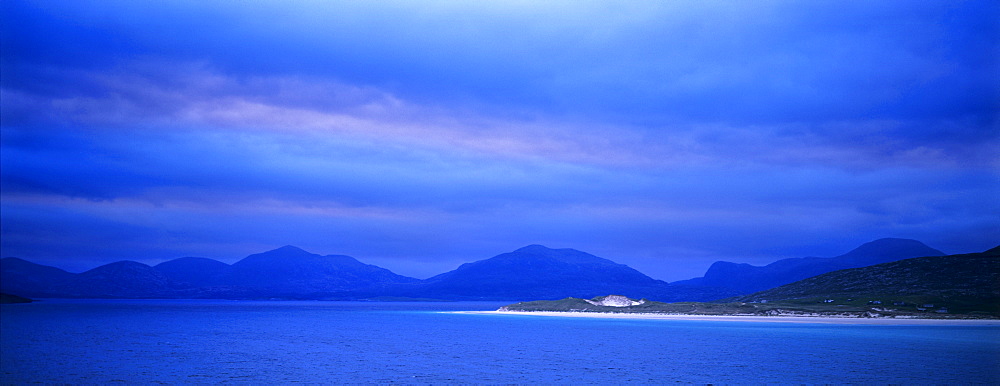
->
left=500, top=247, right=1000, bottom=318
left=729, top=247, right=999, bottom=316
left=500, top=297, right=763, bottom=315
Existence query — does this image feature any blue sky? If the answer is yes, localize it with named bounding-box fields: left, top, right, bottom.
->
left=1, top=0, right=997, bottom=281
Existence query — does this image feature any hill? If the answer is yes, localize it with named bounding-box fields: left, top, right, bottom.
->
left=225, top=245, right=420, bottom=297
left=499, top=246, right=1000, bottom=318
left=499, top=295, right=774, bottom=315
left=61, top=261, right=187, bottom=298
left=673, top=238, right=944, bottom=295
left=0, top=246, right=420, bottom=299
left=1, top=240, right=972, bottom=304
left=1, top=257, right=77, bottom=298
left=398, top=245, right=738, bottom=301
left=154, top=257, right=231, bottom=287
left=728, top=246, right=1000, bottom=315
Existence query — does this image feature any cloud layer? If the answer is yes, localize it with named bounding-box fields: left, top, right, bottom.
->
left=1, top=0, right=997, bottom=280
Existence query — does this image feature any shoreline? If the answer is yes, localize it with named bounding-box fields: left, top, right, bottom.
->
left=452, top=311, right=1000, bottom=326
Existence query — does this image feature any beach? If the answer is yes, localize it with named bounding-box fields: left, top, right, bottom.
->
left=454, top=311, right=1000, bottom=326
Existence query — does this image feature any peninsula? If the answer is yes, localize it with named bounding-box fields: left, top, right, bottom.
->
left=495, top=294, right=997, bottom=320
left=490, top=246, right=1000, bottom=322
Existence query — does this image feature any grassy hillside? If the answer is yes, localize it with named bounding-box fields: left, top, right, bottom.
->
left=500, top=247, right=1000, bottom=318
left=500, top=297, right=765, bottom=315
left=728, top=247, right=999, bottom=316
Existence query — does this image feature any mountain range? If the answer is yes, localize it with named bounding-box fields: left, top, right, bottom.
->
left=672, top=238, right=944, bottom=295
left=0, top=238, right=952, bottom=302
left=497, top=246, right=999, bottom=317
left=383, top=244, right=734, bottom=301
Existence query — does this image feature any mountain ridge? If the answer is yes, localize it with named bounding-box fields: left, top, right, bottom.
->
left=672, top=238, right=944, bottom=295
left=401, top=244, right=690, bottom=301
left=499, top=246, right=1000, bottom=317
left=1, top=246, right=421, bottom=299
left=730, top=246, right=1000, bottom=308
left=0, top=239, right=959, bottom=302
left=154, top=257, right=230, bottom=287
left=226, top=245, right=419, bottom=295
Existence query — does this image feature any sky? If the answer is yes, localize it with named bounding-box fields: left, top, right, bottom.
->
left=1, top=0, right=997, bottom=281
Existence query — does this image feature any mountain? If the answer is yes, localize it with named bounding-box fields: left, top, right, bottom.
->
left=673, top=238, right=944, bottom=295
left=499, top=246, right=1000, bottom=317
left=1, top=246, right=420, bottom=299
left=2, top=257, right=188, bottom=298
left=61, top=261, right=186, bottom=298
left=225, top=245, right=420, bottom=297
left=401, top=244, right=736, bottom=301
left=1, top=257, right=76, bottom=297
left=1, top=240, right=959, bottom=302
left=731, top=246, right=1000, bottom=314
left=154, top=257, right=230, bottom=287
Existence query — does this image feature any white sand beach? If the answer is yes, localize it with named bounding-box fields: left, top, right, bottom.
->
left=452, top=311, right=1000, bottom=326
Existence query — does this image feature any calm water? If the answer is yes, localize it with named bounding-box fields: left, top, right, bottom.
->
left=2, top=300, right=998, bottom=384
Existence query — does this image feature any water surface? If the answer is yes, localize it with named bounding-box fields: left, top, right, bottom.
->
left=2, top=300, right=998, bottom=384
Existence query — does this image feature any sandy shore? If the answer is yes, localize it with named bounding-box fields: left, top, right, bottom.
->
left=451, top=311, right=1000, bottom=326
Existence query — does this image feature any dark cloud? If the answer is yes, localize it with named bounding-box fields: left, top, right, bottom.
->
left=1, top=0, right=997, bottom=281
left=4, top=1, right=996, bottom=123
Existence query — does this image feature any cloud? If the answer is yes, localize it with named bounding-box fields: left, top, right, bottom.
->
left=5, top=1, right=996, bottom=123
left=1, top=0, right=997, bottom=280
left=5, top=61, right=996, bottom=174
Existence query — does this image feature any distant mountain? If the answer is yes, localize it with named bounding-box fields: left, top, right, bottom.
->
left=499, top=246, right=1000, bottom=317
left=154, top=257, right=230, bottom=287
left=225, top=245, right=420, bottom=296
left=1, top=246, right=420, bottom=299
left=1, top=257, right=76, bottom=297
left=731, top=246, right=1000, bottom=314
left=399, top=245, right=737, bottom=301
left=673, top=238, right=944, bottom=295
left=1, top=240, right=957, bottom=302
left=61, top=261, right=186, bottom=298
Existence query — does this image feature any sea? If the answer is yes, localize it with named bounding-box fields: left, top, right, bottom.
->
left=2, top=300, right=998, bottom=384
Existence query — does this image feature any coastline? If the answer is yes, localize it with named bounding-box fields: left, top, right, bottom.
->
left=452, top=311, right=1000, bottom=326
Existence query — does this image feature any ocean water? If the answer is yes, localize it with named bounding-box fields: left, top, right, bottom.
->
left=2, top=300, right=998, bottom=384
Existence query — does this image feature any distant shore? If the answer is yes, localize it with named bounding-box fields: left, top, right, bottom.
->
left=453, top=311, right=1000, bottom=325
